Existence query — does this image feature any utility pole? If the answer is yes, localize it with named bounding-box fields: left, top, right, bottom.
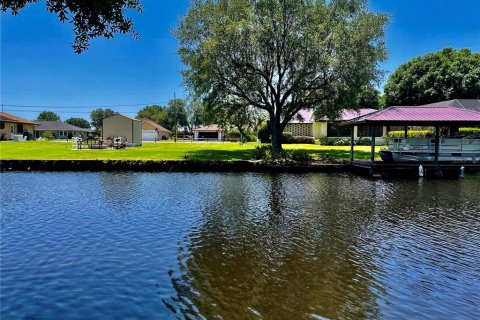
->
left=174, top=92, right=177, bottom=143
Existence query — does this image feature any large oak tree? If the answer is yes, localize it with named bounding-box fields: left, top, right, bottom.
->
left=384, top=47, right=480, bottom=106
left=176, top=0, right=388, bottom=151
left=2, top=0, right=142, bottom=53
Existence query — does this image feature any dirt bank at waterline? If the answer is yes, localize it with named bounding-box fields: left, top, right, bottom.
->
left=0, top=159, right=347, bottom=173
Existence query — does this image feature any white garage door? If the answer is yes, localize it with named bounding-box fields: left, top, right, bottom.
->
left=142, top=130, right=157, bottom=141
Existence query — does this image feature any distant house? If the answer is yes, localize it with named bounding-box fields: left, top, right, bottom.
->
left=102, top=114, right=142, bottom=146
left=140, top=118, right=172, bottom=141
left=285, top=108, right=387, bottom=144
left=34, top=121, right=93, bottom=139
left=0, top=112, right=38, bottom=140
left=422, top=99, right=480, bottom=112
left=192, top=124, right=224, bottom=141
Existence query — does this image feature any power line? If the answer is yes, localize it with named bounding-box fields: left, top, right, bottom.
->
left=3, top=109, right=137, bottom=114
left=2, top=102, right=168, bottom=109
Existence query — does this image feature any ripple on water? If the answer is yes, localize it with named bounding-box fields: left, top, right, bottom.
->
left=1, top=172, right=480, bottom=319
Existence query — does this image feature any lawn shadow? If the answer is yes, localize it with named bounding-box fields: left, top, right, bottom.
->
left=186, top=147, right=375, bottom=161
left=300, top=149, right=375, bottom=160
left=186, top=149, right=255, bottom=160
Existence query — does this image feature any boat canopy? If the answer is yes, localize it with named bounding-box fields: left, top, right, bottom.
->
left=341, top=106, right=480, bottom=127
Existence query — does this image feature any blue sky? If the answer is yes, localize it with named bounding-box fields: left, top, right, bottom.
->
left=1, top=0, right=479, bottom=121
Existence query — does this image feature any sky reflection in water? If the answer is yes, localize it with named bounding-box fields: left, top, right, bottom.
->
left=1, top=172, right=479, bottom=319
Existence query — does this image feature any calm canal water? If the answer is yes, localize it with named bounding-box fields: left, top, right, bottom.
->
left=1, top=172, right=479, bottom=319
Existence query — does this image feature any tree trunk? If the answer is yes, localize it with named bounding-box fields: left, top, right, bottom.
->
left=236, top=125, right=248, bottom=141
left=271, top=125, right=283, bottom=153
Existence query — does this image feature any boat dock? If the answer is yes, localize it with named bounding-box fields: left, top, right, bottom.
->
left=350, top=160, right=480, bottom=177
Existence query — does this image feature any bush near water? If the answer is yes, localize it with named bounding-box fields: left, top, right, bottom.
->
left=253, top=145, right=312, bottom=162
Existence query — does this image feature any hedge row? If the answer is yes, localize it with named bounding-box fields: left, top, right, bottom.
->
left=459, top=127, right=480, bottom=136
left=258, top=126, right=315, bottom=144
left=387, top=130, right=432, bottom=139
left=318, top=137, right=371, bottom=146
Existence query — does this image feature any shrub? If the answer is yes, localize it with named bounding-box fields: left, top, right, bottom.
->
left=290, top=150, right=312, bottom=162
left=281, top=132, right=294, bottom=143
left=252, top=145, right=312, bottom=162
left=252, top=145, right=271, bottom=160
left=318, top=136, right=331, bottom=145
left=318, top=137, right=351, bottom=146
left=383, top=135, right=389, bottom=145
left=42, top=131, right=54, bottom=140
left=387, top=129, right=433, bottom=139
left=332, top=138, right=350, bottom=146
left=244, top=132, right=257, bottom=142
left=224, top=128, right=241, bottom=139
left=459, top=127, right=480, bottom=137
left=317, top=137, right=375, bottom=146
left=291, top=136, right=316, bottom=144
left=258, top=123, right=271, bottom=143
left=356, top=137, right=371, bottom=146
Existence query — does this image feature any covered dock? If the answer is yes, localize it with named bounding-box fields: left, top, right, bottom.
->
left=342, top=105, right=480, bottom=177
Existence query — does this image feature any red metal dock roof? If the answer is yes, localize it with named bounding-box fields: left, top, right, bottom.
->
left=343, top=106, right=480, bottom=126
left=289, top=108, right=377, bottom=123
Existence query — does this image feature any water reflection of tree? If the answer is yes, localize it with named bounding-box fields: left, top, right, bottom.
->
left=163, top=173, right=386, bottom=319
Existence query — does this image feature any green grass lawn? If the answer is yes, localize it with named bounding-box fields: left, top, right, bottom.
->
left=0, top=140, right=381, bottom=161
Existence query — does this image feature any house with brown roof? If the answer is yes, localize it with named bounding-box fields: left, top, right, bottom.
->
left=0, top=112, right=38, bottom=140
left=140, top=118, right=172, bottom=141
left=192, top=124, right=224, bottom=141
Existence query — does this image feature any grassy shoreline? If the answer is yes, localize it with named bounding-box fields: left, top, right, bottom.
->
left=0, top=141, right=381, bottom=161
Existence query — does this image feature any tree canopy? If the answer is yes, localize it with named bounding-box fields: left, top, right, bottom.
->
left=90, top=108, right=118, bottom=132
left=37, top=111, right=60, bottom=121
left=136, top=100, right=192, bottom=132
left=136, top=105, right=169, bottom=126
left=1, top=0, right=143, bottom=53
left=357, top=86, right=380, bottom=109
left=206, top=104, right=263, bottom=140
left=65, top=117, right=91, bottom=128
left=166, top=98, right=188, bottom=131
left=384, top=47, right=480, bottom=106
left=185, top=100, right=207, bottom=133
left=176, top=0, right=388, bottom=150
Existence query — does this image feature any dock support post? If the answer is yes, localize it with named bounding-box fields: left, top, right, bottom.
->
left=350, top=126, right=354, bottom=161
left=370, top=126, right=376, bottom=163
left=404, top=126, right=408, bottom=139
left=434, top=125, right=440, bottom=176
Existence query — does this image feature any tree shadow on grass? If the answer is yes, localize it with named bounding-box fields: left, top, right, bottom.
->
left=185, top=149, right=255, bottom=160
left=185, top=148, right=375, bottom=161
left=302, top=149, right=375, bottom=160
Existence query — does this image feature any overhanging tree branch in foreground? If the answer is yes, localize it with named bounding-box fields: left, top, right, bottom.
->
left=176, top=0, right=388, bottom=151
left=1, top=0, right=143, bottom=53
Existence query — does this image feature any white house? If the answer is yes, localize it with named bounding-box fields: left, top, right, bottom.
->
left=140, top=118, right=172, bottom=141
left=285, top=108, right=387, bottom=145
left=192, top=124, right=224, bottom=141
